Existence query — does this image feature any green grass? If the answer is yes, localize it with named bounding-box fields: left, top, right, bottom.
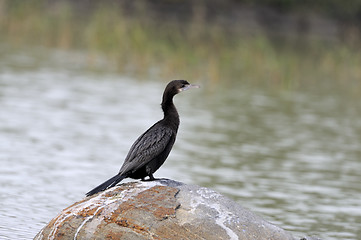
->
left=1, top=0, right=361, bottom=94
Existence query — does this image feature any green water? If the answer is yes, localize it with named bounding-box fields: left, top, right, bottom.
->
left=0, top=47, right=360, bottom=239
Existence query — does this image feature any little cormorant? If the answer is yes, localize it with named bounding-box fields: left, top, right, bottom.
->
left=86, top=80, right=199, bottom=196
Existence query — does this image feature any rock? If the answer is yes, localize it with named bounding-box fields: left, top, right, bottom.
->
left=35, top=179, right=317, bottom=240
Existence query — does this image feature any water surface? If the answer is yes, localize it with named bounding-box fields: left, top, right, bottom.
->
left=0, top=47, right=360, bottom=239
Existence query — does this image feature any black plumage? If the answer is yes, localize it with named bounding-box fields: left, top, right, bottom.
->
left=86, top=80, right=199, bottom=196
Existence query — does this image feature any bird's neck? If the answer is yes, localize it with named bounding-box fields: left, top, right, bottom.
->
left=161, top=95, right=180, bottom=130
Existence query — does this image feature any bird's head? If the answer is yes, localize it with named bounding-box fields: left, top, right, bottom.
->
left=165, top=80, right=200, bottom=96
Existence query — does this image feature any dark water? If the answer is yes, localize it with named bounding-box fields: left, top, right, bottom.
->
left=0, top=47, right=360, bottom=240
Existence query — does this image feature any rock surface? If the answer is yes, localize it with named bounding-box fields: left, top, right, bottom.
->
left=35, top=179, right=318, bottom=240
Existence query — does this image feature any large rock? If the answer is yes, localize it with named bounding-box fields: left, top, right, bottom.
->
left=35, top=179, right=317, bottom=240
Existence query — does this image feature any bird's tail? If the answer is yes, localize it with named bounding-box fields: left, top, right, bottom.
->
left=86, top=174, right=126, bottom=197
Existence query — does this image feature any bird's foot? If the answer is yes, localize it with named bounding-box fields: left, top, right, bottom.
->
left=142, top=178, right=155, bottom=182
left=141, top=174, right=157, bottom=181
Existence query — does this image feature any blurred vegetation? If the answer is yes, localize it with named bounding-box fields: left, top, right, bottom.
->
left=0, top=0, right=361, bottom=93
left=245, top=0, right=361, bottom=20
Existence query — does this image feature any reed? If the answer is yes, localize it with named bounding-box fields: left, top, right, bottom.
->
left=1, top=0, right=360, bottom=93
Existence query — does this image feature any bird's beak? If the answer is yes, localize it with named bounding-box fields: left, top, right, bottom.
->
left=182, top=84, right=200, bottom=91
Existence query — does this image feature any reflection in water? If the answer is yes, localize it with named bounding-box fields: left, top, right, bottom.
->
left=0, top=49, right=360, bottom=240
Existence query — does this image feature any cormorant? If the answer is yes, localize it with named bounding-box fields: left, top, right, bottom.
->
left=86, top=80, right=199, bottom=196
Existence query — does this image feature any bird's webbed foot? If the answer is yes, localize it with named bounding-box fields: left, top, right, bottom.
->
left=141, top=174, right=157, bottom=181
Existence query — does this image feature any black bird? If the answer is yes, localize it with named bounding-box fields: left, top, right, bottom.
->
left=86, top=80, right=199, bottom=196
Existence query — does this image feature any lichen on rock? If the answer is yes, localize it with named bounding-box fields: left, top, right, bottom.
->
left=35, top=179, right=319, bottom=240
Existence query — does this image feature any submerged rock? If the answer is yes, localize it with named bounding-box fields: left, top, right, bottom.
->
left=35, top=179, right=318, bottom=240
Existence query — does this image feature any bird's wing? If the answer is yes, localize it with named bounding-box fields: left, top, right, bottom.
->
left=119, top=124, right=174, bottom=175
